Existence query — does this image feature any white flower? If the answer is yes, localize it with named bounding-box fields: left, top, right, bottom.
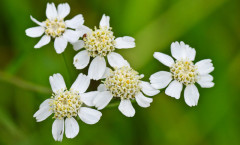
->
left=73, top=14, right=136, bottom=80
left=85, top=62, right=159, bottom=117
left=26, top=3, right=86, bottom=54
left=150, top=41, right=214, bottom=107
left=33, top=73, right=102, bottom=141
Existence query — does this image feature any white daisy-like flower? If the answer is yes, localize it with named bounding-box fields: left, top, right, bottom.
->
left=26, top=3, right=86, bottom=54
left=150, top=41, right=214, bottom=107
left=83, top=61, right=159, bottom=117
left=73, top=14, right=136, bottom=80
left=33, top=73, right=102, bottom=141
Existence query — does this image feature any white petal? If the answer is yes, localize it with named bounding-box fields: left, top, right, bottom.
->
left=57, top=3, right=70, bottom=19
left=99, top=14, right=110, bottom=28
left=171, top=41, right=184, bottom=60
left=39, top=99, right=53, bottom=108
left=179, top=42, right=188, bottom=59
left=118, top=99, right=135, bottom=117
left=184, top=84, right=199, bottom=107
left=115, top=36, right=135, bottom=49
left=198, top=81, right=214, bottom=88
left=140, top=81, right=160, bottom=96
left=185, top=44, right=196, bottom=61
left=153, top=52, right=174, bottom=67
left=88, top=56, right=106, bottom=80
left=71, top=73, right=90, bottom=93
left=65, top=14, right=84, bottom=29
left=135, top=92, right=153, bottom=108
left=150, top=71, right=172, bottom=89
left=197, top=75, right=214, bottom=88
left=72, top=40, right=85, bottom=51
left=34, top=35, right=51, bottom=48
left=195, top=59, right=211, bottom=67
left=165, top=80, right=183, bottom=99
left=171, top=41, right=196, bottom=61
left=101, top=67, right=111, bottom=79
left=25, top=26, right=44, bottom=38
left=65, top=117, right=79, bottom=139
left=49, top=73, right=66, bottom=93
left=78, top=107, right=102, bottom=124
left=76, top=25, right=92, bottom=37
left=93, top=91, right=113, bottom=110
left=46, top=3, right=58, bottom=20
left=97, top=84, right=107, bottom=92
left=198, top=74, right=213, bottom=82
left=107, top=52, right=130, bottom=68
left=30, top=15, right=44, bottom=26
left=63, top=29, right=80, bottom=43
left=73, top=50, right=90, bottom=69
left=33, top=106, right=52, bottom=122
left=54, top=36, right=68, bottom=54
left=81, top=91, right=98, bottom=106
left=196, top=59, right=214, bottom=75
left=52, top=119, right=64, bottom=141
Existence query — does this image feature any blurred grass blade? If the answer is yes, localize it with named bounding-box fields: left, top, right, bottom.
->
left=121, top=0, right=228, bottom=69
left=121, top=0, right=163, bottom=33
left=0, top=70, right=51, bottom=94
left=0, top=107, right=20, bottom=136
left=1, top=0, right=34, bottom=74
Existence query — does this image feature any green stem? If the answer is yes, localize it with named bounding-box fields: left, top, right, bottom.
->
left=62, top=53, right=73, bottom=84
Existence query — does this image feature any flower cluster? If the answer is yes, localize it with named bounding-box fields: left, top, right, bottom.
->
left=151, top=42, right=214, bottom=106
left=27, top=2, right=214, bottom=142
left=26, top=3, right=87, bottom=53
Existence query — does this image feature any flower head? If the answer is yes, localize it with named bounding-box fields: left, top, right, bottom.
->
left=150, top=41, right=214, bottom=106
left=33, top=73, right=102, bottom=141
left=85, top=62, right=160, bottom=117
left=26, top=3, right=86, bottom=54
left=104, top=66, right=142, bottom=100
left=73, top=14, right=136, bottom=80
left=83, top=26, right=116, bottom=57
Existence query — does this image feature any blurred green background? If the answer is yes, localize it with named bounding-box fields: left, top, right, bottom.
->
left=0, top=0, right=240, bottom=145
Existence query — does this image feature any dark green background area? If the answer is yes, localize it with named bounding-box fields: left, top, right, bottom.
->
left=0, top=0, right=239, bottom=145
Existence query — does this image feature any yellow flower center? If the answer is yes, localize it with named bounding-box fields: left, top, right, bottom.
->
left=170, top=60, right=198, bottom=85
left=104, top=66, right=143, bottom=99
left=45, top=18, right=66, bottom=38
left=50, top=89, right=82, bottom=119
left=83, top=26, right=116, bottom=57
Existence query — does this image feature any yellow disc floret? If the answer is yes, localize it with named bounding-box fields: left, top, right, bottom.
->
left=50, top=89, right=82, bottom=119
left=83, top=26, right=116, bottom=57
left=170, top=60, right=198, bottom=85
left=104, top=66, right=143, bottom=99
left=45, top=18, right=66, bottom=38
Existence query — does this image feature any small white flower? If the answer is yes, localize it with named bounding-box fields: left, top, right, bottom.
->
left=150, top=41, right=214, bottom=107
left=73, top=14, right=136, bottom=80
left=86, top=62, right=159, bottom=117
left=33, top=73, right=102, bottom=141
left=26, top=3, right=86, bottom=54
